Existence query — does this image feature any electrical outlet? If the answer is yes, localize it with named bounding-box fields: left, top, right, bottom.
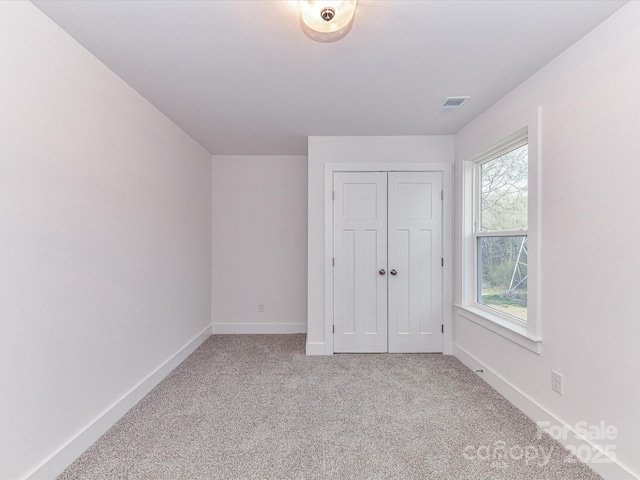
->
left=551, top=371, right=563, bottom=395
left=257, top=302, right=265, bottom=313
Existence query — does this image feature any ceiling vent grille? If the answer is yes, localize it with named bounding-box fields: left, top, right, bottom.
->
left=434, top=96, right=470, bottom=114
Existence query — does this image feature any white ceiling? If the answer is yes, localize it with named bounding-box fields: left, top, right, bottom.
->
left=32, top=0, right=626, bottom=155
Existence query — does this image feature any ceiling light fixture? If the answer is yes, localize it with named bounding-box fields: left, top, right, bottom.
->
left=298, top=1, right=358, bottom=43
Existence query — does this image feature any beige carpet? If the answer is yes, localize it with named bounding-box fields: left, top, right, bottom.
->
left=58, top=334, right=600, bottom=479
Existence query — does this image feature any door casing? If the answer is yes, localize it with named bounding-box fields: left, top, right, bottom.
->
left=324, top=162, right=453, bottom=355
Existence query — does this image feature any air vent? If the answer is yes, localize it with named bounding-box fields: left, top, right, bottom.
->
left=434, top=96, right=470, bottom=114
left=443, top=97, right=466, bottom=107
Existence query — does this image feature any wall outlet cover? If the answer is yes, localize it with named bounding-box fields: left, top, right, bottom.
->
left=551, top=371, right=563, bottom=395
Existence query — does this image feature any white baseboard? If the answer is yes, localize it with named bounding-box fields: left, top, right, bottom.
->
left=454, top=343, right=637, bottom=480
left=212, top=323, right=306, bottom=334
left=306, top=341, right=327, bottom=356
left=26, top=325, right=213, bottom=480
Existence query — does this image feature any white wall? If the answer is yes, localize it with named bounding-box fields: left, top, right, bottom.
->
left=212, top=155, right=307, bottom=333
left=307, top=136, right=453, bottom=353
left=0, top=3, right=212, bottom=478
left=453, top=2, right=640, bottom=478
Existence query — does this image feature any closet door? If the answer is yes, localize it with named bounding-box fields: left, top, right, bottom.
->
left=387, top=172, right=443, bottom=353
left=333, top=172, right=388, bottom=353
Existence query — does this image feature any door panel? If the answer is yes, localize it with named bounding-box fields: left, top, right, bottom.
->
left=333, top=172, right=387, bottom=353
left=388, top=172, right=443, bottom=353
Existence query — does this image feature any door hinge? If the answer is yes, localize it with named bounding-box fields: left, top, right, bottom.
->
left=441, top=190, right=444, bottom=201
left=441, top=258, right=444, bottom=267
left=333, top=325, right=335, bottom=334
left=441, top=324, right=444, bottom=333
left=332, top=258, right=335, bottom=267
left=332, top=191, right=335, bottom=201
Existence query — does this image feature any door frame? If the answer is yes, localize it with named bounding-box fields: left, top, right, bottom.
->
left=324, top=162, right=453, bottom=355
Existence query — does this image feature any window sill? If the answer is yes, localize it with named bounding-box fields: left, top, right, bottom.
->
left=455, top=304, right=542, bottom=354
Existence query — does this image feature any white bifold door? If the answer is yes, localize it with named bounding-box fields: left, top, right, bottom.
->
left=333, top=171, right=443, bottom=353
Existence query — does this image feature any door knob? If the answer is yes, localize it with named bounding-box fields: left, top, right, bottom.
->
left=379, top=269, right=386, bottom=275
left=390, top=269, right=397, bottom=276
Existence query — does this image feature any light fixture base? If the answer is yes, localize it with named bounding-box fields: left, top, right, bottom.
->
left=298, top=1, right=358, bottom=43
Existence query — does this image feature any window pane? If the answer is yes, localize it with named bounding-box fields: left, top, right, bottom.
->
left=480, top=144, right=528, bottom=231
left=477, top=236, right=527, bottom=321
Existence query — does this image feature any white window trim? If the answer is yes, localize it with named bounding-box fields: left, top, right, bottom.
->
left=458, top=108, right=542, bottom=354
left=473, top=130, right=528, bottom=328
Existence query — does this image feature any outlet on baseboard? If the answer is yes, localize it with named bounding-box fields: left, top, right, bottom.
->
left=257, top=302, right=265, bottom=313
left=551, top=370, right=563, bottom=395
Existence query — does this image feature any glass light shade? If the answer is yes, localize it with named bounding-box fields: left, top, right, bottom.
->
left=299, top=0, right=358, bottom=42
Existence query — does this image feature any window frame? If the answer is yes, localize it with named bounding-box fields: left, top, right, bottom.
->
left=473, top=135, right=529, bottom=326
left=457, top=112, right=542, bottom=354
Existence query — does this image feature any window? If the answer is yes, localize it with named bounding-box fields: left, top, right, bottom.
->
left=475, top=141, right=528, bottom=322
left=458, top=119, right=541, bottom=353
